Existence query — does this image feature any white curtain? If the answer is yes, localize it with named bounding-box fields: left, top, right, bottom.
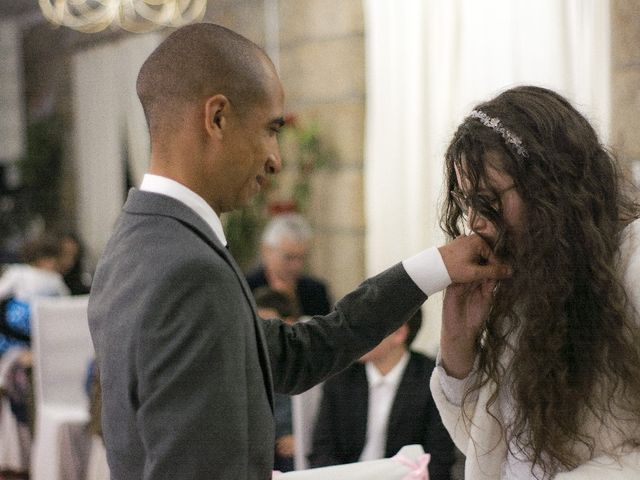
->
left=72, top=33, right=160, bottom=266
left=363, top=0, right=610, bottom=355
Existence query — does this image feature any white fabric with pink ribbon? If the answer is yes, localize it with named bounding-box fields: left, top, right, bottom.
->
left=393, top=451, right=430, bottom=480
left=273, top=444, right=430, bottom=480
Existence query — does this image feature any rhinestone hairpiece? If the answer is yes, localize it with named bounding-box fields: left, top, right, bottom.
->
left=469, top=110, right=528, bottom=157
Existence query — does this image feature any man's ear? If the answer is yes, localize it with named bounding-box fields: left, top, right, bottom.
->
left=204, top=94, right=230, bottom=138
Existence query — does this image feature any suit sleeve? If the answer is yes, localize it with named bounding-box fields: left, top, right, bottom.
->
left=265, top=263, right=427, bottom=395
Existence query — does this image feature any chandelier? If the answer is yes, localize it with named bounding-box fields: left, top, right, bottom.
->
left=38, top=0, right=207, bottom=33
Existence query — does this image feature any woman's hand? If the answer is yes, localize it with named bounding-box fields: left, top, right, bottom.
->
left=440, top=279, right=495, bottom=379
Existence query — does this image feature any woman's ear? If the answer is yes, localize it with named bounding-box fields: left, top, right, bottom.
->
left=204, top=94, right=229, bottom=138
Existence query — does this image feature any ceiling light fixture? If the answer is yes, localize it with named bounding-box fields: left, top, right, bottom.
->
left=38, top=0, right=207, bottom=33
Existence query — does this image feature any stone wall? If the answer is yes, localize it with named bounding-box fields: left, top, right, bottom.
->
left=205, top=0, right=367, bottom=299
left=205, top=0, right=640, bottom=300
left=611, top=0, right=640, bottom=187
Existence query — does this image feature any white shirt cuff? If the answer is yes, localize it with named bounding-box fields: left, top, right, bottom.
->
left=402, top=247, right=452, bottom=297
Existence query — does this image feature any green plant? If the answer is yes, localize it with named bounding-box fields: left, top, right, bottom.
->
left=284, top=120, right=331, bottom=212
left=223, top=116, right=332, bottom=270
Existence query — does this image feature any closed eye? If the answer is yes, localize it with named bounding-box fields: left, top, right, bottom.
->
left=477, top=194, right=499, bottom=207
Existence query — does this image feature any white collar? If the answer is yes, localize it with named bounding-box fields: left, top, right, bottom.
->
left=364, top=351, right=410, bottom=389
left=139, top=174, right=228, bottom=247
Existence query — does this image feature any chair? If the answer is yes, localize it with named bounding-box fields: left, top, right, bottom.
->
left=30, top=295, right=94, bottom=480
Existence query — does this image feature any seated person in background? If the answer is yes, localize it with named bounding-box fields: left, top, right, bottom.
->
left=0, top=234, right=70, bottom=354
left=246, top=213, right=331, bottom=317
left=57, top=232, right=91, bottom=295
left=254, top=286, right=297, bottom=325
left=309, top=310, right=455, bottom=480
left=254, top=286, right=298, bottom=472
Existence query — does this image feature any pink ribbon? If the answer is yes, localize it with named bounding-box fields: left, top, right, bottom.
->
left=393, top=453, right=431, bottom=480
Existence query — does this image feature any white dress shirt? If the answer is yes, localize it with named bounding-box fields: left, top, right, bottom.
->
left=402, top=247, right=451, bottom=297
left=0, top=264, right=70, bottom=302
left=139, top=174, right=228, bottom=247
left=359, top=351, right=411, bottom=461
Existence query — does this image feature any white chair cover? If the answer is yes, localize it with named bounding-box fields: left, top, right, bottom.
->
left=30, top=295, right=94, bottom=480
left=276, top=444, right=430, bottom=479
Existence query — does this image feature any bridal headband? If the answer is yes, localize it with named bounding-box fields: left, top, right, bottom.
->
left=469, top=110, right=529, bottom=158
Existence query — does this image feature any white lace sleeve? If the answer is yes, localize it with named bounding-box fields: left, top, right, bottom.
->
left=435, top=350, right=478, bottom=406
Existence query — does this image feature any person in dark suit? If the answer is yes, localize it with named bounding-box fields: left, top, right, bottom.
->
left=309, top=310, right=455, bottom=479
left=246, top=213, right=331, bottom=317
left=88, top=23, right=510, bottom=480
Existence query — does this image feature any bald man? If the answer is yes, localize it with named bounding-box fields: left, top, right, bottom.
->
left=88, top=23, right=510, bottom=480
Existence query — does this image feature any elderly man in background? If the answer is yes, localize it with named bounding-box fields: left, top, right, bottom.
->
left=247, top=213, right=331, bottom=317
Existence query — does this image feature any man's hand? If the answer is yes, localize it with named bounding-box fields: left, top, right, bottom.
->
left=438, top=234, right=511, bottom=284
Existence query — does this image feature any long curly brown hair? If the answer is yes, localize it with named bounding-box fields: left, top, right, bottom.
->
left=441, top=86, right=640, bottom=477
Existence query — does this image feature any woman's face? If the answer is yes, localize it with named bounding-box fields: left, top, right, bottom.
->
left=454, top=150, right=526, bottom=251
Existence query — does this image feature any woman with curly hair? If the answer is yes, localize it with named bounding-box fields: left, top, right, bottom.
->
left=430, top=86, right=640, bottom=479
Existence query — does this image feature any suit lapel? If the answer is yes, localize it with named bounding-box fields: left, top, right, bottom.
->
left=123, top=189, right=275, bottom=410
left=220, top=251, right=275, bottom=411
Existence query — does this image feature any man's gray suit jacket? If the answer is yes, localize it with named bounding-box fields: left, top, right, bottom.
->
left=88, top=189, right=427, bottom=480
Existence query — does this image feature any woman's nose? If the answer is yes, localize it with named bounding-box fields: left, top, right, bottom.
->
left=469, top=208, right=488, bottom=234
